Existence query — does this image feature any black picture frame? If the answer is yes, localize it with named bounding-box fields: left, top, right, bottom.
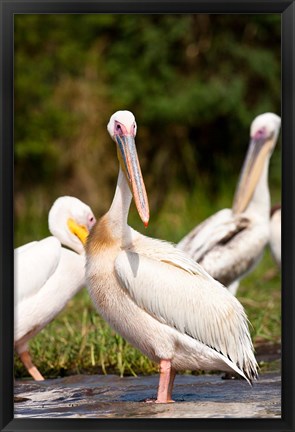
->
left=1, top=1, right=294, bottom=431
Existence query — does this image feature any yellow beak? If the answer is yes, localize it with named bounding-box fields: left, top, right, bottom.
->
left=67, top=218, right=89, bottom=244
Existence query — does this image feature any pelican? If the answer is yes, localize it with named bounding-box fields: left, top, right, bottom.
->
left=178, top=113, right=281, bottom=295
left=269, top=204, right=281, bottom=267
left=86, top=110, right=258, bottom=404
left=14, top=196, right=96, bottom=381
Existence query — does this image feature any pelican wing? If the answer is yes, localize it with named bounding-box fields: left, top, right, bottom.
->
left=115, top=249, right=257, bottom=381
left=15, top=241, right=38, bottom=254
left=129, top=231, right=216, bottom=280
left=178, top=208, right=250, bottom=262
left=14, top=236, right=61, bottom=304
left=15, top=247, right=86, bottom=346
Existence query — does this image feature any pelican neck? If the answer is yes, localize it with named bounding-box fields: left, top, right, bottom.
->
left=108, top=167, right=133, bottom=237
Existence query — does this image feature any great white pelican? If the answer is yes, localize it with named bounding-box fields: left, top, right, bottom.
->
left=178, top=113, right=281, bottom=295
left=14, top=196, right=96, bottom=381
left=85, top=110, right=258, bottom=404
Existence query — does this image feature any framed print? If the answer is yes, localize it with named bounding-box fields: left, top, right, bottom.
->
left=1, top=1, right=294, bottom=431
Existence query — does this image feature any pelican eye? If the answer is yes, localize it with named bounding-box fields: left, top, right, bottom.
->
left=254, top=127, right=267, bottom=141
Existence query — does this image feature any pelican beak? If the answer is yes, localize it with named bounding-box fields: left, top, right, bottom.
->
left=67, top=218, right=89, bottom=245
left=115, top=134, right=150, bottom=227
left=232, top=134, right=274, bottom=214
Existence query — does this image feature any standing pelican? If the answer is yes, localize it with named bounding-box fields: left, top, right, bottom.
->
left=269, top=204, right=281, bottom=267
left=15, top=196, right=96, bottom=381
left=178, top=113, right=281, bottom=295
left=86, top=111, right=258, bottom=404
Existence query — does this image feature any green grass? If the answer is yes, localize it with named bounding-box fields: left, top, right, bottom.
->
left=14, top=184, right=281, bottom=380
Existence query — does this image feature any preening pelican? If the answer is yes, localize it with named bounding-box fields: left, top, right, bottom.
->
left=14, top=196, right=96, bottom=381
left=86, top=111, right=258, bottom=404
left=178, top=113, right=281, bottom=295
left=269, top=204, right=281, bottom=267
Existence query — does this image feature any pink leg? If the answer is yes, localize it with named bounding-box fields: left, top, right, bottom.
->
left=156, top=359, right=175, bottom=403
left=19, top=351, right=44, bottom=381
left=167, top=367, right=176, bottom=402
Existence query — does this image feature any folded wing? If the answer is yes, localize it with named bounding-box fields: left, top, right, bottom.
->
left=14, top=236, right=61, bottom=304
left=178, top=209, right=250, bottom=262
left=114, top=247, right=257, bottom=381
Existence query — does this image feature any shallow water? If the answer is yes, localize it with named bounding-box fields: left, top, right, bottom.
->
left=14, top=371, right=281, bottom=418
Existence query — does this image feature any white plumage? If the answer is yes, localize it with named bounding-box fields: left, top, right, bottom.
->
left=14, top=196, right=96, bottom=380
left=86, top=111, right=258, bottom=403
left=269, top=205, right=281, bottom=267
left=178, top=113, right=281, bottom=295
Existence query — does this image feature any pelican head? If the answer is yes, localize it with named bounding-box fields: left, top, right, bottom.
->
left=49, top=196, right=96, bottom=254
left=232, top=112, right=281, bottom=214
left=107, top=110, right=150, bottom=227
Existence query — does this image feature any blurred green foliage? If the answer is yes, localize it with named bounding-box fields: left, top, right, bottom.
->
left=15, top=14, right=281, bottom=246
